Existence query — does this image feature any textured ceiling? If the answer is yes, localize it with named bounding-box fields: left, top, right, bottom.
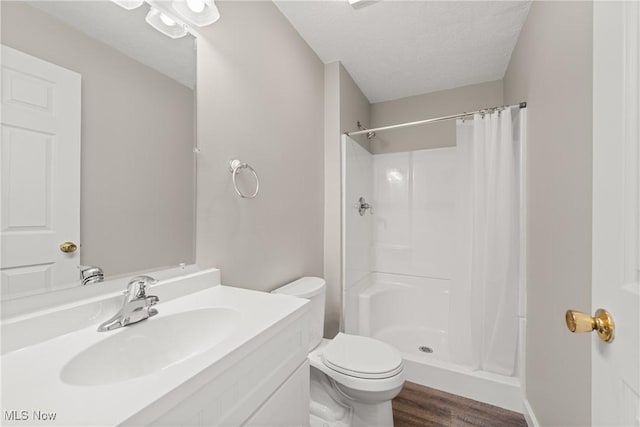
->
left=274, top=0, right=531, bottom=103
left=28, top=1, right=196, bottom=88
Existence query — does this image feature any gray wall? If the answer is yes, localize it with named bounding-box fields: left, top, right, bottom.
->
left=324, top=62, right=341, bottom=338
left=1, top=2, right=195, bottom=277
left=503, top=2, right=593, bottom=425
left=324, top=62, right=370, bottom=337
left=340, top=64, right=371, bottom=151
left=370, top=80, right=503, bottom=154
left=195, top=2, right=324, bottom=293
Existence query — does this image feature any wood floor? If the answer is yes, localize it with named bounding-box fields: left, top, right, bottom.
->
left=392, top=382, right=527, bottom=427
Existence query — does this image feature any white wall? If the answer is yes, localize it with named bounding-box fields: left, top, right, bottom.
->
left=1, top=2, right=195, bottom=277
left=503, top=2, right=593, bottom=425
left=195, top=2, right=325, bottom=293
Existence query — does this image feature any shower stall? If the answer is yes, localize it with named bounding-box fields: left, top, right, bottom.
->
left=341, top=106, right=526, bottom=412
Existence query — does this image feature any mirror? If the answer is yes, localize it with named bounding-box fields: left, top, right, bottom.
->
left=1, top=1, right=196, bottom=301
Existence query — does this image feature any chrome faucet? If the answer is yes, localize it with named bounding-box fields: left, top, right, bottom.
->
left=97, top=276, right=159, bottom=332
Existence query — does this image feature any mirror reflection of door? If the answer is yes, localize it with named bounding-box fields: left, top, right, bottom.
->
left=0, top=46, right=81, bottom=299
left=0, top=1, right=197, bottom=303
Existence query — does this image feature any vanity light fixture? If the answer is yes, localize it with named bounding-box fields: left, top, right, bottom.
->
left=111, top=0, right=144, bottom=10
left=171, top=0, right=220, bottom=27
left=145, top=7, right=188, bottom=39
left=110, top=0, right=221, bottom=39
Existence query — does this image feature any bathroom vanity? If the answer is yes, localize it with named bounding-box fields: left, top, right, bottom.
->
left=1, top=268, right=311, bottom=426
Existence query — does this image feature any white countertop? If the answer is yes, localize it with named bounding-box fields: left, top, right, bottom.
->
left=1, top=281, right=307, bottom=426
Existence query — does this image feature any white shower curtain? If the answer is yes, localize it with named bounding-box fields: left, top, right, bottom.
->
left=449, top=108, right=520, bottom=376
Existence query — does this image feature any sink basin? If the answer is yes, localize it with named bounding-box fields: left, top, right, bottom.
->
left=61, top=308, right=240, bottom=386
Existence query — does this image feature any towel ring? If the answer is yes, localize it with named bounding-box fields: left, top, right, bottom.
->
left=229, top=159, right=259, bottom=199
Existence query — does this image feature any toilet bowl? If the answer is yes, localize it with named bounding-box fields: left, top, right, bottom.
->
left=273, top=277, right=405, bottom=427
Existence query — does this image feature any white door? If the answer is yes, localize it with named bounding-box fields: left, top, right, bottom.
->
left=591, top=2, right=640, bottom=425
left=0, top=46, right=81, bottom=299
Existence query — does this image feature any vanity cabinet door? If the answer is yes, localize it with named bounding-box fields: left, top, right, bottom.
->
left=244, top=360, right=310, bottom=427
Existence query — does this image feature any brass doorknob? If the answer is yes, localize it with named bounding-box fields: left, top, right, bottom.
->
left=59, top=241, right=78, bottom=253
left=565, top=309, right=615, bottom=343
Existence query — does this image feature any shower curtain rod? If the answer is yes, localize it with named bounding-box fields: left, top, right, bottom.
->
left=345, top=101, right=527, bottom=137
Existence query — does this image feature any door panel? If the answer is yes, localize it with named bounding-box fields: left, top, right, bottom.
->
left=592, top=2, right=640, bottom=425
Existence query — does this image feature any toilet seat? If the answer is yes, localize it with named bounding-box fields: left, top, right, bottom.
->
left=308, top=337, right=405, bottom=394
left=321, top=333, right=403, bottom=379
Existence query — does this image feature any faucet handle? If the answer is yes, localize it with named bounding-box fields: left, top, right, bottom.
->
left=126, top=275, right=159, bottom=298
left=79, top=265, right=104, bottom=286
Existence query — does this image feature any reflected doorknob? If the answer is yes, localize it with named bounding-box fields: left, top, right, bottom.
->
left=59, top=241, right=78, bottom=253
left=565, top=308, right=615, bottom=343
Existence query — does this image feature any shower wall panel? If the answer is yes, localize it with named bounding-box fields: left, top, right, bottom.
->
left=342, top=137, right=373, bottom=333
left=373, top=147, right=456, bottom=280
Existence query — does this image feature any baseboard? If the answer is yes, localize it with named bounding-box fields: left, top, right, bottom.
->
left=523, top=398, right=540, bottom=427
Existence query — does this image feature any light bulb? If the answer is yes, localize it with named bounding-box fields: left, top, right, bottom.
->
left=160, top=13, right=176, bottom=26
left=171, top=0, right=219, bottom=27
left=186, top=0, right=206, bottom=13
left=145, top=7, right=188, bottom=38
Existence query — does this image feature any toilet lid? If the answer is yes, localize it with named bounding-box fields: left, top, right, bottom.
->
left=321, top=333, right=403, bottom=379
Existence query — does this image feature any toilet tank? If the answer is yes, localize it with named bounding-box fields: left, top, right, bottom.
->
left=272, top=277, right=325, bottom=351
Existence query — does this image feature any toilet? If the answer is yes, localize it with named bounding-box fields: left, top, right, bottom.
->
left=273, top=277, right=405, bottom=427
